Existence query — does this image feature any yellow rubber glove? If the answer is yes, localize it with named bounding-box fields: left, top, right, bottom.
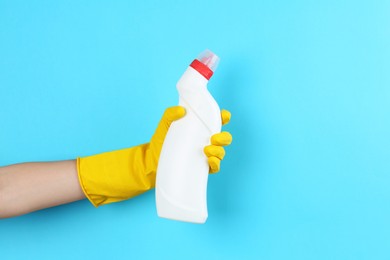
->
left=77, top=106, right=232, bottom=207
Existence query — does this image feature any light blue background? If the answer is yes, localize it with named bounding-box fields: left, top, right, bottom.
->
left=1, top=1, right=389, bottom=259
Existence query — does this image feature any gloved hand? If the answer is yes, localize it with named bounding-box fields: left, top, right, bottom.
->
left=77, top=106, right=232, bottom=207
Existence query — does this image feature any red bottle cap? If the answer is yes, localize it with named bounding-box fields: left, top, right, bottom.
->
left=189, top=50, right=220, bottom=80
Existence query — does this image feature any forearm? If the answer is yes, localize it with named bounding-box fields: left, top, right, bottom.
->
left=0, top=160, right=85, bottom=219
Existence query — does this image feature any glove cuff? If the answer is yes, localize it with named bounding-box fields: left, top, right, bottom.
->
left=77, top=144, right=156, bottom=207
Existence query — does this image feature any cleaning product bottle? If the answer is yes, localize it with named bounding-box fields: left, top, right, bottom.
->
left=156, top=50, right=221, bottom=224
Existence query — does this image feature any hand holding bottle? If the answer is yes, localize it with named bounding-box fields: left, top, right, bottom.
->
left=77, top=106, right=232, bottom=207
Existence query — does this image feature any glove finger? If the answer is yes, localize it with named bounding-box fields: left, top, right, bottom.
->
left=221, top=109, right=231, bottom=125
left=204, top=145, right=225, bottom=160
left=152, top=106, right=186, bottom=142
left=163, top=106, right=186, bottom=124
left=208, top=156, right=221, bottom=174
left=211, top=131, right=232, bottom=146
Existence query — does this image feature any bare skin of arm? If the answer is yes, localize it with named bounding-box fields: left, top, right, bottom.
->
left=0, top=160, right=85, bottom=219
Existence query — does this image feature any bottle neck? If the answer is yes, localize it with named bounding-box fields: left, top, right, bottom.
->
left=177, top=66, right=208, bottom=93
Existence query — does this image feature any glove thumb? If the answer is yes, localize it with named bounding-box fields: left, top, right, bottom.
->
left=150, top=106, right=186, bottom=152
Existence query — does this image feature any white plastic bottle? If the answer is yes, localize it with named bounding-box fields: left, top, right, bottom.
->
left=156, top=50, right=221, bottom=224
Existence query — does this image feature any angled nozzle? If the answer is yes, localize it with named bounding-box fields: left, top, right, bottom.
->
left=197, top=49, right=220, bottom=72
